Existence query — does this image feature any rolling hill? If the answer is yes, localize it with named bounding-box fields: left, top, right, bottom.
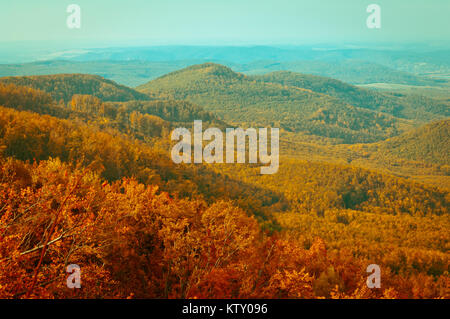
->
left=138, top=63, right=414, bottom=143
left=0, top=74, right=150, bottom=102
left=375, top=119, right=450, bottom=166
left=0, top=81, right=224, bottom=142
left=250, top=71, right=450, bottom=121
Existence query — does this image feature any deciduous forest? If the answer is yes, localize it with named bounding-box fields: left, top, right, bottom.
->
left=0, top=66, right=448, bottom=299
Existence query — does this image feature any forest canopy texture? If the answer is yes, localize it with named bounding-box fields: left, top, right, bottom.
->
left=0, top=67, right=448, bottom=299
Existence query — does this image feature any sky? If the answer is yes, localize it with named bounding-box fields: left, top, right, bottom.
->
left=0, top=0, right=449, bottom=46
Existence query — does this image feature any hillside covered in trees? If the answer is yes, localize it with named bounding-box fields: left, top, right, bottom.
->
left=0, top=69, right=448, bottom=299
left=374, top=119, right=450, bottom=166
left=0, top=74, right=150, bottom=103
left=138, top=63, right=433, bottom=143
left=250, top=71, right=449, bottom=121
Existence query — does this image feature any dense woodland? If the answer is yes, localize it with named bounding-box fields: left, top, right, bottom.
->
left=251, top=71, right=450, bottom=121
left=0, top=67, right=448, bottom=299
left=0, top=74, right=150, bottom=103
left=138, top=63, right=416, bottom=144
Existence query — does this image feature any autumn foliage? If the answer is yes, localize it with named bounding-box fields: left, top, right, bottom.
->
left=1, top=158, right=448, bottom=299
left=0, top=78, right=448, bottom=299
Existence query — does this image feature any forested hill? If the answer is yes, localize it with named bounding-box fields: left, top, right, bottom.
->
left=375, top=119, right=450, bottom=166
left=137, top=63, right=413, bottom=144
left=0, top=74, right=150, bottom=103
left=250, top=71, right=450, bottom=121
left=0, top=81, right=223, bottom=138
left=0, top=69, right=448, bottom=299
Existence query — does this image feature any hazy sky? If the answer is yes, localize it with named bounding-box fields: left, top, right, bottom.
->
left=0, top=0, right=449, bottom=46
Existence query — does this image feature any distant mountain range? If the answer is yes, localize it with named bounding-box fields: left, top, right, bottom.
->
left=1, top=45, right=449, bottom=88
left=0, top=59, right=446, bottom=88
left=58, top=45, right=450, bottom=77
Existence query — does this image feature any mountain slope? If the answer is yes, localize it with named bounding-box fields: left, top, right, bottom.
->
left=0, top=81, right=225, bottom=143
left=0, top=74, right=150, bottom=102
left=375, top=119, right=450, bottom=166
left=138, top=63, right=412, bottom=143
left=250, top=71, right=449, bottom=121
